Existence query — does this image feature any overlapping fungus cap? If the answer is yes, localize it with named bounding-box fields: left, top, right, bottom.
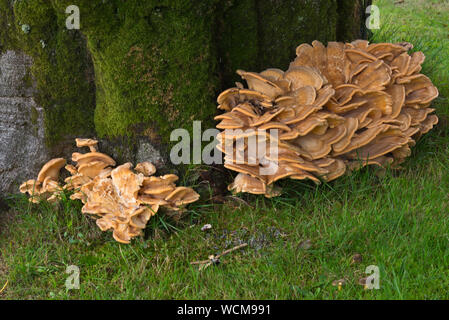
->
left=80, top=163, right=152, bottom=244
left=75, top=138, right=99, bottom=152
left=19, top=138, right=200, bottom=243
left=81, top=162, right=199, bottom=244
left=138, top=173, right=200, bottom=211
left=64, top=138, right=116, bottom=202
left=165, top=186, right=201, bottom=209
left=19, top=179, right=42, bottom=203
left=135, top=161, right=156, bottom=176
left=290, top=40, right=438, bottom=165
left=215, top=64, right=341, bottom=197
left=19, top=158, right=66, bottom=203
left=36, top=158, right=67, bottom=183
left=216, top=40, right=439, bottom=197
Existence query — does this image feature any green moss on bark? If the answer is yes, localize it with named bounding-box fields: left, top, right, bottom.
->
left=0, top=1, right=18, bottom=50
left=216, top=0, right=340, bottom=87
left=72, top=0, right=219, bottom=143
left=0, top=0, right=370, bottom=151
left=216, top=0, right=259, bottom=87
left=256, top=0, right=339, bottom=70
left=0, top=0, right=96, bottom=146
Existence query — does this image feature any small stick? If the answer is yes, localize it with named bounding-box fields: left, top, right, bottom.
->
left=190, top=243, right=248, bottom=268
left=190, top=259, right=211, bottom=265
left=0, top=280, right=8, bottom=294
left=215, top=243, right=248, bottom=259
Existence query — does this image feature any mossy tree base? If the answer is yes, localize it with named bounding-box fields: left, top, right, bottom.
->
left=0, top=0, right=370, bottom=175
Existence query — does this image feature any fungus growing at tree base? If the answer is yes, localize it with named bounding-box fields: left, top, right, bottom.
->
left=20, top=138, right=200, bottom=244
left=215, top=40, right=439, bottom=197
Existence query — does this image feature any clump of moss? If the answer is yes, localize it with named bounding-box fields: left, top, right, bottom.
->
left=216, top=0, right=340, bottom=88
left=215, top=0, right=259, bottom=87
left=0, top=0, right=96, bottom=147
left=256, top=0, right=338, bottom=70
left=75, top=0, right=220, bottom=144
left=0, top=0, right=368, bottom=154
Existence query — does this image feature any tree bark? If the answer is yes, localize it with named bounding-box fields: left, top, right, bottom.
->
left=0, top=0, right=371, bottom=193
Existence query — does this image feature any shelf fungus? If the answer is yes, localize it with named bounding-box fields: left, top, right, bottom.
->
left=63, top=138, right=116, bottom=203
left=19, top=158, right=66, bottom=203
left=64, top=139, right=199, bottom=243
left=216, top=40, right=439, bottom=197
left=81, top=163, right=199, bottom=244
left=20, top=138, right=200, bottom=244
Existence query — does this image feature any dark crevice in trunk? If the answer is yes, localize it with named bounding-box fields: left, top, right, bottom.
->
left=336, top=0, right=371, bottom=42
left=212, top=1, right=228, bottom=94
left=254, top=0, right=263, bottom=71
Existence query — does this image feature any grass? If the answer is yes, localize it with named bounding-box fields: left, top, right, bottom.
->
left=1, top=0, right=449, bottom=299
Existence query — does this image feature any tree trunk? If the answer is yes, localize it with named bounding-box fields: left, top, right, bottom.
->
left=0, top=0, right=371, bottom=193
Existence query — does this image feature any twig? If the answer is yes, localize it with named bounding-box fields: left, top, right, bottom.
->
left=0, top=280, right=8, bottom=294
left=216, top=243, right=248, bottom=259
left=190, top=259, right=210, bottom=266
left=190, top=243, right=248, bottom=271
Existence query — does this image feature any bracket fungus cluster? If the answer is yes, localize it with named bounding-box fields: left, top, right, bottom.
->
left=20, top=138, right=200, bottom=244
left=19, top=158, right=67, bottom=203
left=64, top=138, right=116, bottom=203
left=215, top=40, right=439, bottom=197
